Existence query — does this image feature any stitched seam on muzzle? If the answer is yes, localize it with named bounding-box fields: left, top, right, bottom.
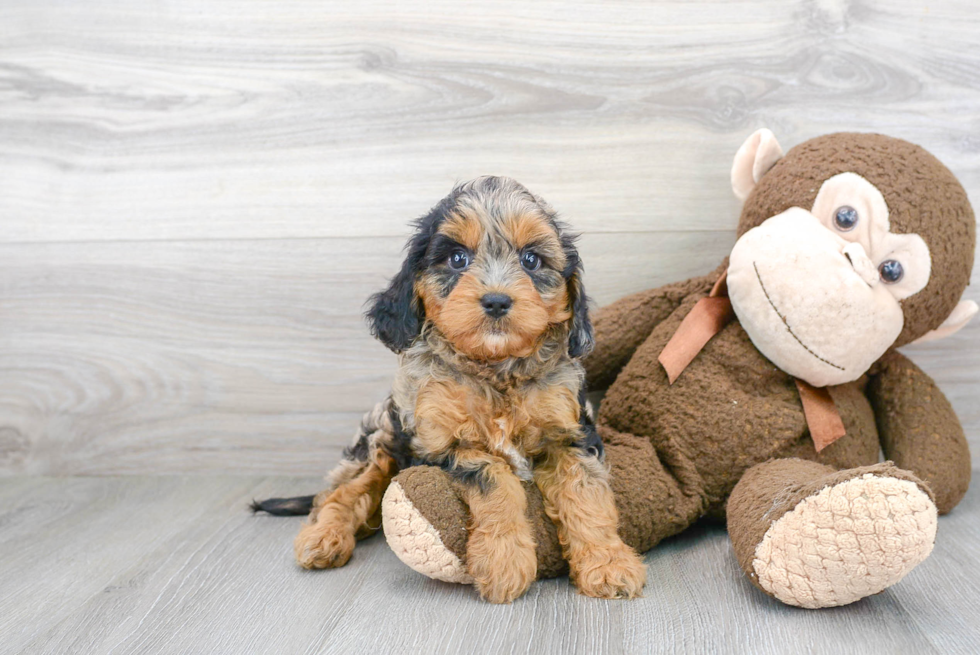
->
left=753, top=261, right=846, bottom=372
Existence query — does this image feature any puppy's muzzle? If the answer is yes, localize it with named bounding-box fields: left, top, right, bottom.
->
left=481, top=293, right=513, bottom=319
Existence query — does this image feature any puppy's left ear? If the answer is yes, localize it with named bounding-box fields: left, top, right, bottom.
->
left=366, top=213, right=438, bottom=353
left=561, top=234, right=594, bottom=358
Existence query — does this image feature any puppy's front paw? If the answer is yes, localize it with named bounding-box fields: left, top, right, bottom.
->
left=294, top=514, right=356, bottom=569
left=571, top=541, right=647, bottom=599
left=467, top=530, right=538, bottom=604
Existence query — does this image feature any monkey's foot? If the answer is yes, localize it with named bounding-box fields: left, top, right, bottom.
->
left=381, top=477, right=474, bottom=583
left=751, top=470, right=937, bottom=608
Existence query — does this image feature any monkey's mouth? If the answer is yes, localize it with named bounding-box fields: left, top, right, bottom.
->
left=753, top=262, right=845, bottom=373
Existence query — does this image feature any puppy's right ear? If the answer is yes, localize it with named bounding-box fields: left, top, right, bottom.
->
left=366, top=203, right=445, bottom=353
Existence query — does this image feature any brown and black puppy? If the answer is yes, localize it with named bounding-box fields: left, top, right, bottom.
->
left=255, top=176, right=646, bottom=603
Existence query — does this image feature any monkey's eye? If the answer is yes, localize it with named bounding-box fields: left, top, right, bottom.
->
left=520, top=250, right=542, bottom=272
left=833, top=206, right=859, bottom=231
left=879, top=259, right=904, bottom=284
left=448, top=250, right=470, bottom=271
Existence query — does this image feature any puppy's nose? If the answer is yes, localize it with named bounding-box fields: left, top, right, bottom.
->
left=481, top=293, right=513, bottom=318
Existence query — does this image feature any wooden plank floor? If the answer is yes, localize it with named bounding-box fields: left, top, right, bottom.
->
left=1, top=474, right=978, bottom=655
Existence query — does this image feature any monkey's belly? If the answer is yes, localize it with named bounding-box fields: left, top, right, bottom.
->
left=599, top=320, right=881, bottom=512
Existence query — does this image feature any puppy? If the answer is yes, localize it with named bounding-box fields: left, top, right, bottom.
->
left=255, top=176, right=646, bottom=602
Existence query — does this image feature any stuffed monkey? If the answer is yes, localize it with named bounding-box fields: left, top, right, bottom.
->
left=379, top=130, right=977, bottom=608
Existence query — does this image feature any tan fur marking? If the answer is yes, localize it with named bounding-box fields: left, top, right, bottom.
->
left=460, top=457, right=538, bottom=603
left=546, top=284, right=572, bottom=325
left=503, top=212, right=565, bottom=262
left=294, top=451, right=396, bottom=569
left=414, top=378, right=479, bottom=454
left=441, top=211, right=484, bottom=252
left=413, top=374, right=581, bottom=464
left=415, top=277, right=444, bottom=326
left=432, top=273, right=557, bottom=361
left=535, top=446, right=647, bottom=599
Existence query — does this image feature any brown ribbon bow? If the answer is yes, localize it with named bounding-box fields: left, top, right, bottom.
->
left=657, top=272, right=846, bottom=452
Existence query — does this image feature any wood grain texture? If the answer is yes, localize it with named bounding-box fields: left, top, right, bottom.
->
left=0, top=0, right=979, bottom=477
left=0, top=232, right=735, bottom=474
left=2, top=0, right=980, bottom=242
left=2, top=475, right=979, bottom=655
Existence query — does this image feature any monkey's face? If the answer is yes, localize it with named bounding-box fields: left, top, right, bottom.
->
left=724, top=131, right=976, bottom=387
left=728, top=171, right=932, bottom=386
left=416, top=186, right=574, bottom=361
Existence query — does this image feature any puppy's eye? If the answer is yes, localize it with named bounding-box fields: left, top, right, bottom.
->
left=879, top=259, right=904, bottom=284
left=448, top=250, right=470, bottom=271
left=520, top=250, right=541, bottom=272
left=834, top=206, right=859, bottom=231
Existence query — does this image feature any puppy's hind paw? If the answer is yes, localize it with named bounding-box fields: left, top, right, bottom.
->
left=294, top=521, right=356, bottom=570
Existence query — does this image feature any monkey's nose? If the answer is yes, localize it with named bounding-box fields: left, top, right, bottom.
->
left=842, top=242, right=878, bottom=287
left=481, top=293, right=513, bottom=318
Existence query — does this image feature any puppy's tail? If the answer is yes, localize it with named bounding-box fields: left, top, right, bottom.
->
left=250, top=495, right=315, bottom=516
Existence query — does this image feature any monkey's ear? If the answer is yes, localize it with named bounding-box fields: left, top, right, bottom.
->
left=731, top=128, right=784, bottom=201
left=909, top=300, right=978, bottom=345
left=366, top=223, right=433, bottom=353
left=561, top=235, right=595, bottom=358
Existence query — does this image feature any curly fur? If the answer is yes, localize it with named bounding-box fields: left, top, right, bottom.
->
left=258, top=176, right=642, bottom=602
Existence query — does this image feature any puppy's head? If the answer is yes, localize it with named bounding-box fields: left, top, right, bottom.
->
left=367, top=176, right=592, bottom=361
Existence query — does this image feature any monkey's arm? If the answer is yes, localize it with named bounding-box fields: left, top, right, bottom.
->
left=866, top=350, right=971, bottom=514
left=585, top=271, right=717, bottom=390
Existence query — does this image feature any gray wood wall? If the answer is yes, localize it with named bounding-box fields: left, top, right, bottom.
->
left=2, top=0, right=978, bottom=475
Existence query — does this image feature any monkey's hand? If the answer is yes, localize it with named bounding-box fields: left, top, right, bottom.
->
left=585, top=269, right=722, bottom=390
left=867, top=350, right=971, bottom=514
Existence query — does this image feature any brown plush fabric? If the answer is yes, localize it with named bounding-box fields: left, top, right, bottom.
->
left=394, top=466, right=569, bottom=578
left=603, top=425, right=708, bottom=553
left=868, top=351, right=972, bottom=514
left=586, top=271, right=720, bottom=390
left=522, top=478, right=569, bottom=578
left=387, top=133, right=974, bottom=600
left=395, top=466, right=470, bottom=563
left=726, top=459, right=933, bottom=592
left=599, top=297, right=885, bottom=519
left=739, top=133, right=976, bottom=347
left=728, top=458, right=835, bottom=591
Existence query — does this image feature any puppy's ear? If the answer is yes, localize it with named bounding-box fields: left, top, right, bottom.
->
left=366, top=265, right=422, bottom=353
left=366, top=205, right=444, bottom=353
left=561, top=233, right=594, bottom=358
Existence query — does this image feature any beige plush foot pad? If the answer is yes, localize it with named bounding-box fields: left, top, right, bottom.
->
left=753, top=473, right=937, bottom=608
left=382, top=480, right=474, bottom=584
